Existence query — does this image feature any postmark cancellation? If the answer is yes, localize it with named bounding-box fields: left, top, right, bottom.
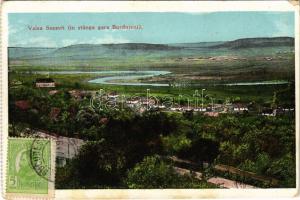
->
left=6, top=137, right=55, bottom=199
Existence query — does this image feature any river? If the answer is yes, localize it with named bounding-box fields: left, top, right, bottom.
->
left=29, top=71, right=289, bottom=87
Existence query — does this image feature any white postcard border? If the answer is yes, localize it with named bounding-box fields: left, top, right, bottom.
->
left=1, top=1, right=299, bottom=199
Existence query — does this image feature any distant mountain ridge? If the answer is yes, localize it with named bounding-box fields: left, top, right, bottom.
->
left=55, top=43, right=182, bottom=53
left=210, top=37, right=294, bottom=49
left=8, top=37, right=295, bottom=65
left=10, top=37, right=295, bottom=50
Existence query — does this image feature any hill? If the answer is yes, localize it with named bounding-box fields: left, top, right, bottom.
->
left=8, top=37, right=294, bottom=67
left=8, top=47, right=56, bottom=59
left=210, top=37, right=294, bottom=49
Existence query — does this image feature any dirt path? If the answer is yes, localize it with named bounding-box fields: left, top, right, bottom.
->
left=174, top=166, right=257, bottom=189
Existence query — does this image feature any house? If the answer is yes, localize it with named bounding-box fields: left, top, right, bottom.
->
left=194, top=108, right=207, bottom=112
left=214, top=104, right=224, bottom=112
left=126, top=100, right=140, bottom=108
left=232, top=103, right=248, bottom=113
left=262, top=108, right=275, bottom=117
left=35, top=78, right=55, bottom=88
left=182, top=107, right=193, bottom=111
left=273, top=108, right=295, bottom=116
left=170, top=107, right=182, bottom=111
left=15, top=100, right=30, bottom=110
left=48, top=90, right=59, bottom=95
left=204, top=112, right=219, bottom=117
left=141, top=99, right=156, bottom=106
left=126, top=100, right=139, bottom=104
left=107, top=92, right=119, bottom=99
left=206, top=106, right=213, bottom=112
left=283, top=108, right=295, bottom=112
left=35, top=131, right=85, bottom=167
left=264, top=57, right=273, bottom=61
left=68, top=90, right=90, bottom=100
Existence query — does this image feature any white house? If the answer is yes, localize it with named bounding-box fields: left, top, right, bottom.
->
left=35, top=78, right=55, bottom=88
left=35, top=131, right=85, bottom=167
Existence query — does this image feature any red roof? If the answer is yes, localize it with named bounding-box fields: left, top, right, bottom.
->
left=15, top=100, right=30, bottom=110
left=99, top=117, right=108, bottom=125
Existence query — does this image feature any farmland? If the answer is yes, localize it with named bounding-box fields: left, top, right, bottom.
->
left=8, top=37, right=296, bottom=189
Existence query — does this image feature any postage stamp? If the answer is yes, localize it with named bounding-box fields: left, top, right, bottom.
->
left=6, top=138, right=55, bottom=199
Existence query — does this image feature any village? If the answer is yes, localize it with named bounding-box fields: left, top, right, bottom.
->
left=32, top=77, right=295, bottom=117
left=13, top=77, right=295, bottom=122
left=10, top=77, right=295, bottom=188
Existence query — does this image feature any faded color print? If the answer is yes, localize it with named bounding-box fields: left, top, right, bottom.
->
left=8, top=11, right=296, bottom=190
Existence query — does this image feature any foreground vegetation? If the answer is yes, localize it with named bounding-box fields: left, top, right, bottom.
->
left=9, top=85, right=295, bottom=188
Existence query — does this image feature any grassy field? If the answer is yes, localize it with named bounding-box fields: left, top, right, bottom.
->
left=9, top=70, right=290, bottom=105
left=8, top=38, right=295, bottom=105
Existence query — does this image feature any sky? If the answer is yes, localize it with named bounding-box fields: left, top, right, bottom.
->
left=9, top=12, right=295, bottom=47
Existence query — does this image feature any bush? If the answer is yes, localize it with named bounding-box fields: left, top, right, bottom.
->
left=56, top=140, right=126, bottom=188
left=125, top=155, right=216, bottom=189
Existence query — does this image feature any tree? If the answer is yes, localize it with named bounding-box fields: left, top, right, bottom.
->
left=267, top=153, right=295, bottom=187
left=177, top=137, right=219, bottom=164
left=271, top=92, right=278, bottom=109
left=161, top=134, right=192, bottom=154
left=125, top=155, right=215, bottom=189
left=57, top=140, right=126, bottom=188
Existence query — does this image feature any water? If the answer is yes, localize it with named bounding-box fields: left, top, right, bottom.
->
left=223, top=80, right=288, bottom=86
left=28, top=70, right=170, bottom=75
left=29, top=70, right=289, bottom=87
left=31, top=70, right=171, bottom=87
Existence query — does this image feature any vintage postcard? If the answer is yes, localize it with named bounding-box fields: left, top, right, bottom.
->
left=1, top=1, right=299, bottom=199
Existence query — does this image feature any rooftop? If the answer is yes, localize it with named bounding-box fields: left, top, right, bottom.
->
left=36, top=78, right=55, bottom=83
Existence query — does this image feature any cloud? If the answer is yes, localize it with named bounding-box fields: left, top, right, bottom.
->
left=9, top=19, right=27, bottom=35
left=93, top=35, right=130, bottom=44
left=9, top=19, right=56, bottom=47
left=11, top=36, right=58, bottom=47
left=10, top=35, right=130, bottom=47
left=60, top=35, right=130, bottom=47
left=9, top=24, right=25, bottom=35
left=61, top=39, right=78, bottom=46
left=9, top=25, right=19, bottom=35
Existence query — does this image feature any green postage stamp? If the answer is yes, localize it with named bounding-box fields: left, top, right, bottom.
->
left=6, top=138, right=55, bottom=199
